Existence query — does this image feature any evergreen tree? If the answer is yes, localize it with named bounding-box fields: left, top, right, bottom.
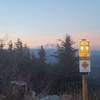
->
left=56, top=35, right=79, bottom=78
left=15, top=38, right=23, bottom=49
left=8, top=40, right=13, bottom=50
left=38, top=45, right=46, bottom=64
left=51, top=35, right=81, bottom=94
left=35, top=45, right=47, bottom=92
left=0, top=39, right=4, bottom=49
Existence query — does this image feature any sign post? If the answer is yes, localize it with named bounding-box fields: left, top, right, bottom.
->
left=79, top=39, right=91, bottom=100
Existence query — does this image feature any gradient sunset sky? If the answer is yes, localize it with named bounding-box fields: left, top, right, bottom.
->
left=0, top=0, right=100, bottom=49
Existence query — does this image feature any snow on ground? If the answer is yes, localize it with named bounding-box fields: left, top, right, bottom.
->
left=39, top=95, right=60, bottom=100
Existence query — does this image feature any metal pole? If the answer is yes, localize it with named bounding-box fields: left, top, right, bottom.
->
left=82, top=74, right=88, bottom=100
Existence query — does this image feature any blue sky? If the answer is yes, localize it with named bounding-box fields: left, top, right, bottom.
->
left=0, top=0, right=100, bottom=49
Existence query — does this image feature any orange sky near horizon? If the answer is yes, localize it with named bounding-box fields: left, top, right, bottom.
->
left=21, top=33, right=100, bottom=50
left=0, top=32, right=99, bottom=50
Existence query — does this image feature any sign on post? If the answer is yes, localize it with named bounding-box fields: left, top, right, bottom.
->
left=79, top=39, right=91, bottom=73
left=79, top=39, right=91, bottom=100
left=79, top=60, right=91, bottom=72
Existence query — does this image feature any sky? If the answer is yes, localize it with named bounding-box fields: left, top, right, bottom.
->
left=0, top=0, right=100, bottom=50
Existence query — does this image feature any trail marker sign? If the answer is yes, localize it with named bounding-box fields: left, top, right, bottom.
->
left=79, top=60, right=90, bottom=73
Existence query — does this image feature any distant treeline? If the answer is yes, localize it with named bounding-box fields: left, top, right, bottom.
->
left=0, top=35, right=81, bottom=95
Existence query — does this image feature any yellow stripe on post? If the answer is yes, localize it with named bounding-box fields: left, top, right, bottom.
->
left=79, top=39, right=90, bottom=58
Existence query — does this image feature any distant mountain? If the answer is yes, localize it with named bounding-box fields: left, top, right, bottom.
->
left=89, top=51, right=100, bottom=85
left=31, top=48, right=100, bottom=64
left=31, top=48, right=100, bottom=86
left=31, top=48, right=58, bottom=64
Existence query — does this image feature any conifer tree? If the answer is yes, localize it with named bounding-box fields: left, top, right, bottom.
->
left=52, top=35, right=81, bottom=94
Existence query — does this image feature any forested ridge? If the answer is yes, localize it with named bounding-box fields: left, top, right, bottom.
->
left=0, top=35, right=81, bottom=95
